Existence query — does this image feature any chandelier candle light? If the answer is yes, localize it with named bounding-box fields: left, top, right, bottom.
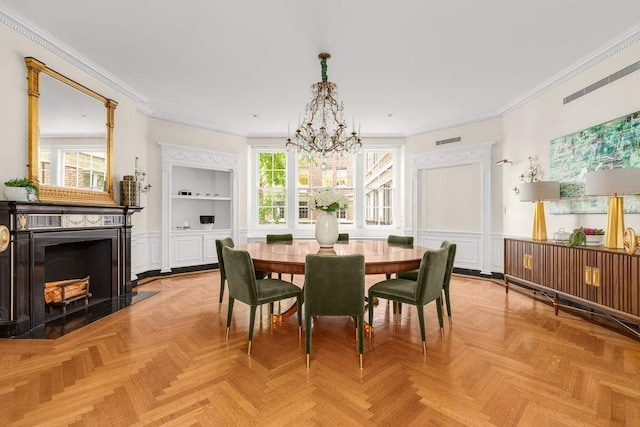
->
left=286, top=53, right=363, bottom=169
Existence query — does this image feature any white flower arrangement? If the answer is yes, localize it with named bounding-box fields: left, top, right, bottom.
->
left=309, top=187, right=349, bottom=212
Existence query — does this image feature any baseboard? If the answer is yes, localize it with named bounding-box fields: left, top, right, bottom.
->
left=133, top=264, right=219, bottom=286
left=453, top=267, right=503, bottom=280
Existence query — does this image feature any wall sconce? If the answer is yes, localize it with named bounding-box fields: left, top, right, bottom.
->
left=512, top=156, right=542, bottom=195
left=519, top=156, right=542, bottom=183
left=519, top=181, right=560, bottom=241
left=496, top=159, right=513, bottom=166
left=135, top=157, right=152, bottom=195
left=585, top=168, right=640, bottom=248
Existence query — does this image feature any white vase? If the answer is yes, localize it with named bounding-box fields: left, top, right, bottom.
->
left=3, top=186, right=32, bottom=201
left=315, top=210, right=338, bottom=247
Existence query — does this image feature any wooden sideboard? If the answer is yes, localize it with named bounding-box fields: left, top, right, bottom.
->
left=504, top=238, right=640, bottom=333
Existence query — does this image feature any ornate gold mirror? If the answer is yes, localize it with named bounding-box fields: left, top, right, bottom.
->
left=26, top=57, right=117, bottom=204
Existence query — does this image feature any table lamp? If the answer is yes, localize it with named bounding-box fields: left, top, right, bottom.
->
left=585, top=168, right=640, bottom=249
left=519, top=181, right=560, bottom=241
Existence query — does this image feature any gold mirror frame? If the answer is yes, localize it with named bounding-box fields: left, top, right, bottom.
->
left=26, top=57, right=117, bottom=205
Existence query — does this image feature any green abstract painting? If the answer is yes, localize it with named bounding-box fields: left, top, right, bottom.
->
left=548, top=111, right=640, bottom=214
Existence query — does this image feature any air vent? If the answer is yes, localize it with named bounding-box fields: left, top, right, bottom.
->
left=435, top=136, right=461, bottom=146
left=564, top=60, right=640, bottom=104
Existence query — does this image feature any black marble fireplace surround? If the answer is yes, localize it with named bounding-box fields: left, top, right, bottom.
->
left=0, top=201, right=141, bottom=337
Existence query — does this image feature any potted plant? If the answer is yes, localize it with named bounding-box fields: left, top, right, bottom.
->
left=567, top=227, right=604, bottom=247
left=3, top=178, right=39, bottom=201
left=583, top=227, right=605, bottom=245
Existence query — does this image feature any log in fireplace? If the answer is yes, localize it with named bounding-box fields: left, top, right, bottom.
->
left=0, top=201, right=141, bottom=337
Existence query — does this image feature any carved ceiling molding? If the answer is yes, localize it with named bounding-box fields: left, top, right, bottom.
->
left=413, top=141, right=494, bottom=170
left=159, top=143, right=238, bottom=169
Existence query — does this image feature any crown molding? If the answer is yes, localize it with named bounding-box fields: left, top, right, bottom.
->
left=135, top=104, right=154, bottom=116
left=148, top=115, right=246, bottom=138
left=498, top=23, right=640, bottom=115
left=406, top=114, right=502, bottom=138
left=0, top=2, right=148, bottom=104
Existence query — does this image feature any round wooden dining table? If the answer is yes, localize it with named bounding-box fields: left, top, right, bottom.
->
left=237, top=239, right=428, bottom=276
left=237, top=239, right=428, bottom=324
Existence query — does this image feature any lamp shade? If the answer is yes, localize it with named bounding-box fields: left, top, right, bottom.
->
left=519, top=181, right=560, bottom=202
left=584, top=168, right=640, bottom=196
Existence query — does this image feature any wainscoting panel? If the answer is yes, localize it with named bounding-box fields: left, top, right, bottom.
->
left=418, top=231, right=481, bottom=271
left=131, top=232, right=162, bottom=278
left=418, top=231, right=504, bottom=275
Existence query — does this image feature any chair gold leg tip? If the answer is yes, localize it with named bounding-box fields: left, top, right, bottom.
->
left=422, top=341, right=427, bottom=354
left=247, top=341, right=252, bottom=355
left=306, top=354, right=310, bottom=369
left=440, top=328, right=445, bottom=339
left=225, top=328, right=229, bottom=340
left=359, top=354, right=363, bottom=370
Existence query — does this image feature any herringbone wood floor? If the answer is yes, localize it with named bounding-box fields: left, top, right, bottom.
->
left=1, top=271, right=640, bottom=426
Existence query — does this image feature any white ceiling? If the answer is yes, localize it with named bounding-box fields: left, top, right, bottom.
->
left=3, top=1, right=640, bottom=137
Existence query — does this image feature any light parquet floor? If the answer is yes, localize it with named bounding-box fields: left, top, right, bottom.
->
left=1, top=271, right=640, bottom=426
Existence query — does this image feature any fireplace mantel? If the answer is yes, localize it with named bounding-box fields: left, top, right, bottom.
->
left=0, top=201, right=142, bottom=337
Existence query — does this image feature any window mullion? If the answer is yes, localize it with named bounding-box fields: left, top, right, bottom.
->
left=354, top=150, right=364, bottom=229
left=287, top=150, right=297, bottom=227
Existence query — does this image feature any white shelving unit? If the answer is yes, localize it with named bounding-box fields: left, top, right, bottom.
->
left=159, top=143, right=238, bottom=272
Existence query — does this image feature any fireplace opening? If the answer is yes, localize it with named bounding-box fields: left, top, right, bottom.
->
left=44, top=239, right=113, bottom=321
left=31, top=230, right=120, bottom=329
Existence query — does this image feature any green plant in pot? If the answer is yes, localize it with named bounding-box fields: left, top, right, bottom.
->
left=567, top=227, right=605, bottom=247
left=3, top=178, right=39, bottom=201
left=567, top=228, right=586, bottom=247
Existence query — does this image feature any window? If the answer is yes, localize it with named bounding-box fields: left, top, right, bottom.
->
left=257, top=151, right=287, bottom=225
left=297, top=156, right=354, bottom=225
left=322, top=169, right=333, bottom=187
left=364, top=150, right=394, bottom=226
left=62, top=151, right=106, bottom=190
left=299, top=168, right=309, bottom=186
left=299, top=201, right=309, bottom=219
left=336, top=167, right=347, bottom=186
left=253, top=147, right=397, bottom=229
left=39, top=150, right=51, bottom=184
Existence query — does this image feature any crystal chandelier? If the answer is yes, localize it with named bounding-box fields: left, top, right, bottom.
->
left=286, top=53, right=362, bottom=168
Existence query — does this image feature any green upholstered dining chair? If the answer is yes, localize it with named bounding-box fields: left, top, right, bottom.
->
left=304, top=253, right=365, bottom=369
left=266, top=233, right=293, bottom=244
left=215, top=238, right=269, bottom=310
left=368, top=245, right=448, bottom=354
left=397, top=241, right=457, bottom=325
left=337, top=233, right=349, bottom=242
left=385, top=235, right=415, bottom=281
left=222, top=246, right=302, bottom=355
left=387, top=235, right=414, bottom=246
left=266, top=233, right=294, bottom=282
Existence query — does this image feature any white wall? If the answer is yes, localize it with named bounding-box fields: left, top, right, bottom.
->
left=502, top=42, right=640, bottom=237
left=423, top=163, right=481, bottom=232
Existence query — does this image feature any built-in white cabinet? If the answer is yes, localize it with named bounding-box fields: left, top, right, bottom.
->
left=160, top=143, right=238, bottom=272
